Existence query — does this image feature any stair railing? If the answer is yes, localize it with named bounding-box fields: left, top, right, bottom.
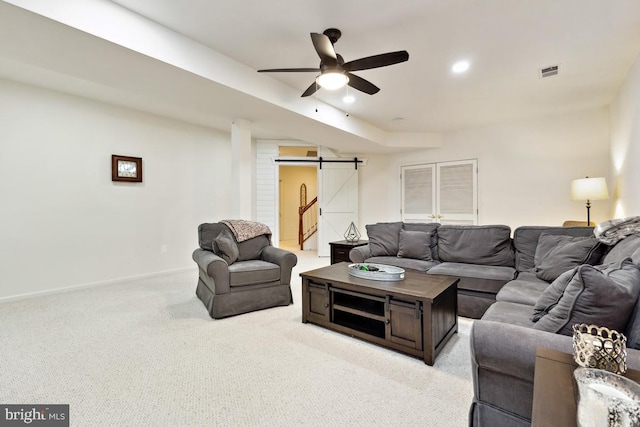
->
left=298, top=196, right=318, bottom=249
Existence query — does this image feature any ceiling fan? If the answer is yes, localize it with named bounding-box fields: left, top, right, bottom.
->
left=258, top=28, right=409, bottom=97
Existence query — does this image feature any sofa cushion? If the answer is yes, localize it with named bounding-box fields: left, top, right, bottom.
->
left=533, top=259, right=640, bottom=336
left=214, top=231, right=239, bottom=265
left=366, top=222, right=403, bottom=257
left=228, top=260, right=280, bottom=287
left=602, top=234, right=640, bottom=265
left=236, top=235, right=271, bottom=261
left=513, top=226, right=594, bottom=272
left=397, top=229, right=432, bottom=261
left=437, top=225, right=514, bottom=267
left=481, top=301, right=536, bottom=328
left=533, top=233, right=603, bottom=282
left=620, top=249, right=640, bottom=349
left=624, top=294, right=640, bottom=350
left=365, top=256, right=438, bottom=272
left=403, top=222, right=441, bottom=260
left=198, top=222, right=228, bottom=251
left=513, top=271, right=550, bottom=285
left=448, top=276, right=509, bottom=295
left=495, top=280, right=550, bottom=306
left=427, top=262, right=516, bottom=281
left=531, top=268, right=578, bottom=322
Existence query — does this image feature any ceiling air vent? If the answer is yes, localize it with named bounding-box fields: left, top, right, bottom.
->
left=539, top=65, right=559, bottom=78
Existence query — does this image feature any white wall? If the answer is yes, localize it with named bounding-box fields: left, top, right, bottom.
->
left=359, top=108, right=611, bottom=232
left=358, top=154, right=393, bottom=231
left=0, top=79, right=232, bottom=300
left=610, top=52, right=640, bottom=219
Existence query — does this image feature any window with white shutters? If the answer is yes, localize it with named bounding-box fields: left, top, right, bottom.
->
left=401, top=164, right=435, bottom=221
left=401, top=159, right=477, bottom=224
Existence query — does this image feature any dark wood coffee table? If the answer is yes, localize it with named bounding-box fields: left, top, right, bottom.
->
left=300, top=262, right=459, bottom=365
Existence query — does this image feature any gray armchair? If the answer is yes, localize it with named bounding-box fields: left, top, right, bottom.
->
left=193, top=222, right=297, bottom=319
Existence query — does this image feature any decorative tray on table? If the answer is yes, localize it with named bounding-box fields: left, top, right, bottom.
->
left=348, top=263, right=405, bottom=281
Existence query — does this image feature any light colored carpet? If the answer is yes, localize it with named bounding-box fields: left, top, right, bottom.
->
left=0, top=250, right=473, bottom=426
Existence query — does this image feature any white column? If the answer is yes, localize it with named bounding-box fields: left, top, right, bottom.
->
left=231, top=119, right=253, bottom=219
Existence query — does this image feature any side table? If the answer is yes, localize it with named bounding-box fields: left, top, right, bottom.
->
left=531, top=347, right=640, bottom=426
left=329, top=240, right=368, bottom=264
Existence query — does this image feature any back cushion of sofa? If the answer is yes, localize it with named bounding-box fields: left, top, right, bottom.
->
left=437, top=225, right=514, bottom=266
left=199, top=223, right=270, bottom=260
left=513, top=226, right=593, bottom=272
left=236, top=235, right=271, bottom=261
left=402, top=222, right=440, bottom=260
left=533, top=233, right=604, bottom=282
left=603, top=234, right=640, bottom=265
left=366, top=222, right=403, bottom=256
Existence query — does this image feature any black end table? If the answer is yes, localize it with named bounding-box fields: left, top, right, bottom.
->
left=329, top=240, right=368, bottom=264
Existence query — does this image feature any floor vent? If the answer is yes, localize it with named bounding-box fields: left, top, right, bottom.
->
left=540, top=65, right=559, bottom=78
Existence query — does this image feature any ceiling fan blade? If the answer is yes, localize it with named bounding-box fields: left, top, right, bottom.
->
left=310, top=33, right=337, bottom=66
left=301, top=81, right=319, bottom=97
left=258, top=68, right=320, bottom=73
left=343, top=50, right=409, bottom=72
left=346, top=73, right=380, bottom=95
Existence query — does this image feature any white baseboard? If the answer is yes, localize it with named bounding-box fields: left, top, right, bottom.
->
left=0, top=266, right=194, bottom=303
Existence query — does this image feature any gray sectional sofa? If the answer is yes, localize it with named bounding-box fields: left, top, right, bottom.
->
left=348, top=220, right=640, bottom=426
left=470, top=232, right=640, bottom=426
left=350, top=222, right=594, bottom=319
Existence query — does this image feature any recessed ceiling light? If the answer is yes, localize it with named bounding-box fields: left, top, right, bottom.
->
left=452, top=60, right=470, bottom=74
left=343, top=95, right=355, bottom=104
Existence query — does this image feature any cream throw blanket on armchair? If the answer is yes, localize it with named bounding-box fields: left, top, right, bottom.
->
left=220, top=220, right=272, bottom=242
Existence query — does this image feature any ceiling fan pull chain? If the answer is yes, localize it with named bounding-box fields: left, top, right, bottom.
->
left=345, top=85, right=350, bottom=117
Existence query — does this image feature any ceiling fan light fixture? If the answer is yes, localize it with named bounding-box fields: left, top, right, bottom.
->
left=316, top=71, right=349, bottom=90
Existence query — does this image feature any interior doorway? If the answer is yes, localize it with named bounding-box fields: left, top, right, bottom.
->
left=278, top=146, right=318, bottom=251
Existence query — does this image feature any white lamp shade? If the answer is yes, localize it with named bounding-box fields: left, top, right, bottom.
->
left=316, top=72, right=349, bottom=90
left=570, top=177, right=609, bottom=201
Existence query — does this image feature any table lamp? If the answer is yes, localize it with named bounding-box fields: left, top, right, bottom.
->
left=570, top=176, right=609, bottom=225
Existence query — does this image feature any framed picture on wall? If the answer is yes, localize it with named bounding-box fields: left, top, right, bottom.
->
left=112, top=155, right=143, bottom=182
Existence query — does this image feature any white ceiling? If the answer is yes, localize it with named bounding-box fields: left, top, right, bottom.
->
left=109, top=0, right=640, bottom=132
left=2, top=0, right=640, bottom=152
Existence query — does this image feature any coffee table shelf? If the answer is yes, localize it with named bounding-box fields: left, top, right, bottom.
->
left=301, top=262, right=459, bottom=365
left=333, top=304, right=387, bottom=322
